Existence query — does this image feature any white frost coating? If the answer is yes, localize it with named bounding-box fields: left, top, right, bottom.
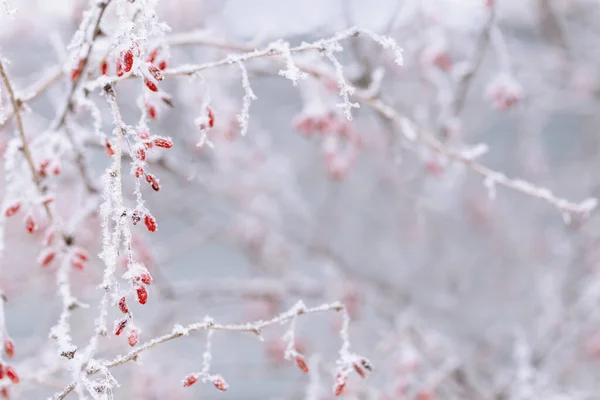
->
left=1, top=0, right=16, bottom=18
left=358, top=28, right=404, bottom=66
left=172, top=324, right=189, bottom=336
left=320, top=42, right=359, bottom=120
left=270, top=40, right=308, bottom=86
left=232, top=59, right=257, bottom=136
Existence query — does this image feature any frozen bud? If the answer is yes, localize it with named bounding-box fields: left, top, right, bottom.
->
left=114, top=318, right=128, bottom=336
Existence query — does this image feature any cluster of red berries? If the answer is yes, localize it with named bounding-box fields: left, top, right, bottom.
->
left=182, top=374, right=228, bottom=392
left=0, top=339, right=19, bottom=398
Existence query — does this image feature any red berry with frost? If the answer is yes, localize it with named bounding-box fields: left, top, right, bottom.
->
left=144, top=214, right=157, bottom=232
left=25, top=215, right=36, bottom=233
left=132, top=209, right=142, bottom=225
left=71, top=58, right=85, bottom=81
left=137, top=286, right=148, bottom=304
left=145, top=174, right=160, bottom=191
left=295, top=354, right=309, bottom=373
left=146, top=103, right=157, bottom=120
left=123, top=50, right=134, bottom=72
left=158, top=60, right=167, bottom=70
left=136, top=148, right=146, bottom=161
left=183, top=375, right=198, bottom=387
left=114, top=318, right=128, bottom=336
left=118, top=297, right=129, bottom=314
left=153, top=137, right=173, bottom=149
left=207, top=107, right=215, bottom=128
left=72, top=259, right=85, bottom=270
left=4, top=339, right=14, bottom=358
left=5, top=366, right=18, bottom=384
left=140, top=272, right=152, bottom=285
left=116, top=56, right=124, bottom=77
left=74, top=249, right=88, bottom=261
left=38, top=249, right=56, bottom=267
left=144, top=77, right=158, bottom=92
left=353, top=363, right=366, bottom=378
left=4, top=203, right=20, bottom=217
left=128, top=329, right=139, bottom=347
left=101, top=60, right=108, bottom=75
left=134, top=166, right=144, bottom=178
left=146, top=48, right=159, bottom=64
left=148, top=65, right=164, bottom=81
left=212, top=376, right=228, bottom=391
left=0, top=364, right=4, bottom=379
left=105, top=140, right=115, bottom=156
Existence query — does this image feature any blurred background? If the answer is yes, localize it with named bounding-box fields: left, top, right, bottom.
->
left=2, top=0, right=600, bottom=398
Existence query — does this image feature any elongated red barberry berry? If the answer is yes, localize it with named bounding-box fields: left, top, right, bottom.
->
left=353, top=363, right=366, bottom=378
left=101, top=60, right=109, bottom=75
left=123, top=50, right=134, bottom=72
left=140, top=272, right=152, bottom=285
left=207, top=107, right=215, bottom=128
left=136, top=148, right=146, bottom=161
left=118, top=297, right=129, bottom=314
left=0, top=363, right=4, bottom=379
left=144, top=214, right=157, bottom=232
left=134, top=166, right=144, bottom=178
left=72, top=259, right=85, bottom=270
left=158, top=60, right=167, bottom=70
left=25, top=215, right=36, bottom=233
left=4, top=339, right=14, bottom=358
left=5, top=366, right=18, bottom=384
left=183, top=375, right=198, bottom=387
left=105, top=140, right=115, bottom=156
left=0, top=386, right=7, bottom=399
left=114, top=318, right=128, bottom=336
left=144, top=77, right=158, bottom=92
left=146, top=103, right=157, bottom=119
left=153, top=137, right=173, bottom=148
left=148, top=64, right=164, bottom=81
left=136, top=286, right=148, bottom=304
left=71, top=58, right=85, bottom=81
left=212, top=376, right=228, bottom=391
left=4, top=203, right=20, bottom=217
left=295, top=354, right=309, bottom=373
left=38, top=249, right=56, bottom=267
left=146, top=48, right=159, bottom=64
left=128, top=329, right=138, bottom=347
left=74, top=249, right=88, bottom=261
left=145, top=174, right=160, bottom=191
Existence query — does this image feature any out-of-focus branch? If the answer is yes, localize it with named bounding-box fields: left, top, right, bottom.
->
left=52, top=301, right=345, bottom=399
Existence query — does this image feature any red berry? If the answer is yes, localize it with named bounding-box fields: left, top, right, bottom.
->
left=74, top=249, right=89, bottom=261
left=212, top=376, right=228, bottom=391
left=72, top=259, right=85, bottom=270
left=144, top=214, right=157, bottom=232
left=118, top=297, right=129, bottom=314
left=25, top=215, right=36, bottom=233
left=353, top=363, right=366, bottom=378
left=71, top=58, right=85, bottom=81
left=4, top=203, right=20, bottom=217
left=123, top=50, right=134, bottom=72
left=295, top=354, right=309, bottom=373
left=140, top=272, right=152, bottom=285
left=134, top=166, right=144, bottom=178
left=128, top=329, right=139, bottom=347
left=146, top=103, right=157, bottom=119
left=116, top=55, right=124, bottom=77
left=183, top=375, right=198, bottom=387
left=105, top=139, right=115, bottom=156
left=0, top=387, right=7, bottom=399
left=148, top=64, right=164, bottom=81
left=38, top=249, right=56, bottom=267
left=3, top=339, right=14, bottom=358
left=136, top=148, right=146, bottom=161
left=144, top=77, right=158, bottom=92
left=207, top=107, right=215, bottom=128
left=145, top=174, right=160, bottom=191
left=5, top=366, right=18, bottom=384
left=137, top=286, right=148, bottom=304
left=153, top=137, right=173, bottom=149
left=158, top=60, right=167, bottom=70
left=101, top=60, right=108, bottom=75
left=146, top=48, right=159, bottom=64
left=0, top=364, right=4, bottom=379
left=114, top=318, right=128, bottom=336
